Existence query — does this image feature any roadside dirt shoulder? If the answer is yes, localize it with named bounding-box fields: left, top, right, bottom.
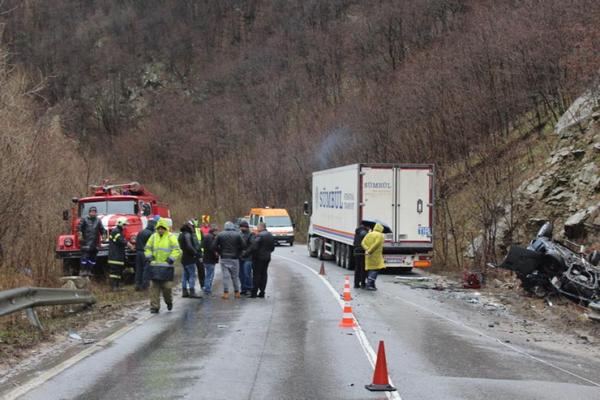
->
left=0, top=283, right=149, bottom=391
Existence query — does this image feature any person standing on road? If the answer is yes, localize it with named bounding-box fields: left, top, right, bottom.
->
left=145, top=218, right=181, bottom=313
left=353, top=223, right=369, bottom=289
left=213, top=221, right=245, bottom=299
left=202, top=226, right=219, bottom=295
left=179, top=220, right=200, bottom=298
left=243, top=222, right=275, bottom=298
left=200, top=215, right=211, bottom=236
left=192, top=219, right=205, bottom=290
left=361, top=223, right=385, bottom=290
left=78, top=206, right=106, bottom=276
left=238, top=221, right=255, bottom=296
left=108, top=217, right=132, bottom=291
left=134, top=215, right=159, bottom=290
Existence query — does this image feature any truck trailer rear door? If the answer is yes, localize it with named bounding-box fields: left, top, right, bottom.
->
left=396, top=166, right=433, bottom=244
left=361, top=166, right=395, bottom=238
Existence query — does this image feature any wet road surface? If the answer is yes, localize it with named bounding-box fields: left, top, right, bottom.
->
left=14, top=246, right=600, bottom=399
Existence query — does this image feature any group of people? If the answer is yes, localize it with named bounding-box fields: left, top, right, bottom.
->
left=144, top=218, right=276, bottom=312
left=77, top=206, right=277, bottom=313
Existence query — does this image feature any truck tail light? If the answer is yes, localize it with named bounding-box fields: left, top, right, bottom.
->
left=413, top=259, right=431, bottom=268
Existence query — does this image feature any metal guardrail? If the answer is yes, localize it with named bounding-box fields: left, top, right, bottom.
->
left=0, top=287, right=96, bottom=330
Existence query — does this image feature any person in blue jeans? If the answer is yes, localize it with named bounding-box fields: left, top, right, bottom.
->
left=238, top=221, right=255, bottom=296
left=178, top=221, right=200, bottom=298
left=202, top=226, right=219, bottom=295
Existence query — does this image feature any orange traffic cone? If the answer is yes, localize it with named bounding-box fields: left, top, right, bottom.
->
left=365, top=341, right=396, bottom=392
left=319, top=262, right=326, bottom=275
left=342, top=276, right=353, bottom=301
left=338, top=302, right=357, bottom=328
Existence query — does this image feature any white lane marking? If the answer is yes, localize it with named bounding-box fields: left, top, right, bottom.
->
left=275, top=255, right=402, bottom=400
left=394, top=295, right=600, bottom=388
left=3, top=313, right=154, bottom=400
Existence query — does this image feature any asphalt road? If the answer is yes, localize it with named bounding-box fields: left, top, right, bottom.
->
left=12, top=245, right=600, bottom=400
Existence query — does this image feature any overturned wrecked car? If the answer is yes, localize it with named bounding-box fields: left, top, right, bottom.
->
left=496, top=222, right=600, bottom=304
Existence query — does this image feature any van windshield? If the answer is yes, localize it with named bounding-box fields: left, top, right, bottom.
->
left=80, top=201, right=137, bottom=216
left=265, top=216, right=292, bottom=227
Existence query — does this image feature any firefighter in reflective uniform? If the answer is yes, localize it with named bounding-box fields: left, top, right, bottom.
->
left=145, top=218, right=182, bottom=313
left=108, top=217, right=130, bottom=291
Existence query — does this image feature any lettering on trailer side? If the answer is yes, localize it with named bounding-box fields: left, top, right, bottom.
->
left=364, top=181, right=392, bottom=190
left=317, top=187, right=355, bottom=210
left=319, top=188, right=343, bottom=209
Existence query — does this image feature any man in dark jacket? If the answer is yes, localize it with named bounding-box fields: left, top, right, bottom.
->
left=202, top=226, right=219, bottom=295
left=192, top=219, right=205, bottom=290
left=108, top=217, right=131, bottom=291
left=179, top=220, right=201, bottom=298
left=238, top=221, right=255, bottom=296
left=244, top=222, right=275, bottom=298
left=353, top=223, right=369, bottom=289
left=78, top=206, right=106, bottom=276
left=135, top=216, right=158, bottom=290
left=214, top=221, right=245, bottom=299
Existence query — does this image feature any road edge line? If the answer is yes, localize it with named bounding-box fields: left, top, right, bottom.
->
left=3, top=313, right=154, bottom=400
left=275, top=255, right=402, bottom=400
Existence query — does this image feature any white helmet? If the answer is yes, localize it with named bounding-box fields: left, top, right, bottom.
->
left=116, top=217, right=128, bottom=227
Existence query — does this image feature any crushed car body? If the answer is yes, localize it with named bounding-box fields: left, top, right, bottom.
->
left=496, top=222, right=600, bottom=304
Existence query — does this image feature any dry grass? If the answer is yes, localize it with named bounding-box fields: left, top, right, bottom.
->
left=0, top=280, right=148, bottom=368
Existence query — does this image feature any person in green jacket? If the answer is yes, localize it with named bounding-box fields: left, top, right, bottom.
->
left=144, top=218, right=182, bottom=313
left=361, top=223, right=385, bottom=291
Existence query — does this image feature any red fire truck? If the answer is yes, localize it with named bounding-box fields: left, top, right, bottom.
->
left=56, top=181, right=171, bottom=276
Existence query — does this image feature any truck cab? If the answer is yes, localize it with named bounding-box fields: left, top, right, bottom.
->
left=249, top=208, right=295, bottom=246
left=56, top=181, right=171, bottom=276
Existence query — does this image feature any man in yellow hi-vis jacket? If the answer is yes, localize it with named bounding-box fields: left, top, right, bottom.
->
left=361, top=223, right=385, bottom=291
left=145, top=218, right=181, bottom=313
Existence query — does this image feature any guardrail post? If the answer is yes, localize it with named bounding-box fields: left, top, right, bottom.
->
left=25, top=307, right=43, bottom=330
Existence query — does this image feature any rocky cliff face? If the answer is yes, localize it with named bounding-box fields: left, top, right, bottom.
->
left=518, top=86, right=600, bottom=244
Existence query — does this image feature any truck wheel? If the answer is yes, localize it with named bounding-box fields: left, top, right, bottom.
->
left=347, top=246, right=355, bottom=270
left=63, top=259, right=80, bottom=276
left=340, top=245, right=347, bottom=269
left=308, top=239, right=317, bottom=257
left=335, top=243, right=342, bottom=266
left=317, top=240, right=326, bottom=260
left=344, top=245, right=353, bottom=270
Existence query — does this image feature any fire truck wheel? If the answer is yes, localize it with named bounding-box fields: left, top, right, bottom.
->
left=63, top=259, right=80, bottom=276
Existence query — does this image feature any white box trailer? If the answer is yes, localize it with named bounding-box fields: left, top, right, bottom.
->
left=306, top=163, right=434, bottom=270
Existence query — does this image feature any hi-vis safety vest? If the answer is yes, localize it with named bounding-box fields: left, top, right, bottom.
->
left=145, top=232, right=181, bottom=266
left=194, top=227, right=203, bottom=243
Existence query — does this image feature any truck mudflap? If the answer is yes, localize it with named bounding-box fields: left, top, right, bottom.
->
left=383, top=254, right=432, bottom=268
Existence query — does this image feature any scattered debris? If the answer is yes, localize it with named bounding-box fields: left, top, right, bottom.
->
left=463, top=270, right=482, bottom=289
left=217, top=324, right=228, bottom=329
left=68, top=331, right=82, bottom=341
left=394, top=276, right=431, bottom=281
left=483, top=302, right=504, bottom=311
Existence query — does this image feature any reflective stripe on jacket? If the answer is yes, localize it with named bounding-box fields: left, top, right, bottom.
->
left=145, top=232, right=182, bottom=265
left=108, top=226, right=127, bottom=265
